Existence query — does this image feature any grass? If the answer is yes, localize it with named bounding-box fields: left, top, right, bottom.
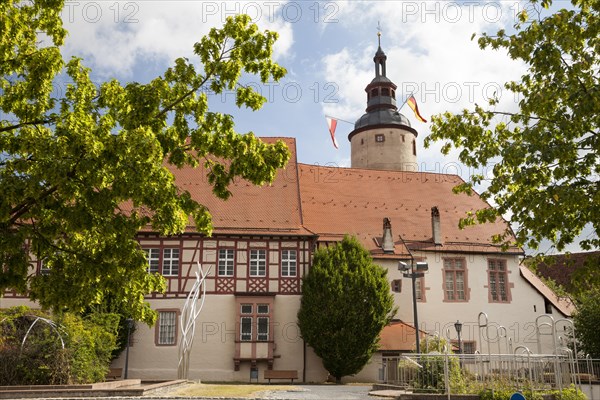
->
left=172, top=383, right=297, bottom=398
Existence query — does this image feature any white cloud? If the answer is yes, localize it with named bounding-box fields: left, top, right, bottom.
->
left=319, top=1, right=527, bottom=180
left=61, top=1, right=294, bottom=77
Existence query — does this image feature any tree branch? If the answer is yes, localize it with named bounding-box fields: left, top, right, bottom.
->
left=0, top=118, right=55, bottom=133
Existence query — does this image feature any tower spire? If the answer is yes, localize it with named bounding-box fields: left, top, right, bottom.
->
left=347, top=38, right=419, bottom=172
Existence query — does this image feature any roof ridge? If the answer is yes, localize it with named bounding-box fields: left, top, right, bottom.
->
left=297, top=162, right=466, bottom=180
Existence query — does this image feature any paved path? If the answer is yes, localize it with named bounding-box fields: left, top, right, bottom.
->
left=260, top=385, right=388, bottom=399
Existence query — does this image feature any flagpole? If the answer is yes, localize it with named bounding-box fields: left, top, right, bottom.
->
left=324, top=115, right=355, bottom=125
left=397, top=92, right=414, bottom=112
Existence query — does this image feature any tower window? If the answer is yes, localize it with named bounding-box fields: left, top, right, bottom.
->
left=371, top=88, right=379, bottom=97
left=413, top=139, right=417, bottom=156
left=402, top=134, right=405, bottom=143
left=391, top=90, right=396, bottom=99
left=382, top=88, right=390, bottom=96
left=361, top=138, right=364, bottom=145
left=375, top=134, right=385, bottom=143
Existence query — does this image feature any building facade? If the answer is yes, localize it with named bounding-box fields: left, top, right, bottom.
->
left=0, top=45, right=575, bottom=383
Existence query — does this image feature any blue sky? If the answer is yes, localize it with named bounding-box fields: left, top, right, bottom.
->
left=60, top=1, right=532, bottom=167
left=58, top=0, right=590, bottom=254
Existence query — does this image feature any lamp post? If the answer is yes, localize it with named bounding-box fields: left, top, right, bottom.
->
left=399, top=261, right=428, bottom=354
left=454, top=320, right=463, bottom=354
left=124, top=318, right=134, bottom=379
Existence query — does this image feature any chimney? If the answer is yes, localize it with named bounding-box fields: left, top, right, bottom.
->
left=431, top=206, right=442, bottom=246
left=382, top=217, right=395, bottom=253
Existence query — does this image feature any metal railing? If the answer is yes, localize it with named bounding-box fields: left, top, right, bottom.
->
left=380, top=353, right=600, bottom=394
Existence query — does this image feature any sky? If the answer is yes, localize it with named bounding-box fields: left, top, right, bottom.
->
left=57, top=0, right=589, bottom=254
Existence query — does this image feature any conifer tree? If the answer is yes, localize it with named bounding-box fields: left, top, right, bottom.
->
left=297, top=236, right=396, bottom=383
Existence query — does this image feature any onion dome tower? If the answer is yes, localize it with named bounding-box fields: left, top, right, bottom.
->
left=348, top=35, right=418, bottom=171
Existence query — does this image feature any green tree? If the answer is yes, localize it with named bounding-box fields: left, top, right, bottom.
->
left=0, top=1, right=289, bottom=324
left=297, top=236, right=396, bottom=383
left=425, top=0, right=599, bottom=252
left=414, top=336, right=465, bottom=394
left=573, top=288, right=600, bottom=357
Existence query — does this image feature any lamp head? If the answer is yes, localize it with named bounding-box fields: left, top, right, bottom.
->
left=454, top=320, right=462, bottom=334
left=416, top=262, right=428, bottom=272
left=398, top=261, right=410, bottom=271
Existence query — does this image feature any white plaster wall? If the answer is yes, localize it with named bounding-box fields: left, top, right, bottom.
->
left=112, top=294, right=310, bottom=382
left=378, top=251, right=566, bottom=357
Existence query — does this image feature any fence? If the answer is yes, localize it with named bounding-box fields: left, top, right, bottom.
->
left=380, top=353, right=600, bottom=394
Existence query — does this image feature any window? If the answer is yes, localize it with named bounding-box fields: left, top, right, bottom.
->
left=144, top=248, right=160, bottom=273
left=240, top=304, right=253, bottom=341
left=241, top=304, right=252, bottom=314
left=444, top=258, right=467, bottom=301
left=238, top=301, right=271, bottom=342
left=249, top=249, right=266, bottom=277
left=391, top=279, right=402, bottom=293
left=382, top=88, right=390, bottom=96
left=371, top=88, right=379, bottom=97
left=143, top=247, right=178, bottom=275
left=451, top=340, right=476, bottom=354
left=257, top=304, right=269, bottom=314
left=488, top=260, right=510, bottom=303
left=157, top=311, right=177, bottom=345
left=544, top=298, right=553, bottom=314
left=412, top=139, right=417, bottom=156
left=218, top=249, right=234, bottom=276
left=257, top=317, right=269, bottom=341
left=375, top=134, right=385, bottom=142
left=162, top=248, right=179, bottom=276
left=281, top=250, right=297, bottom=277
left=39, top=259, right=51, bottom=275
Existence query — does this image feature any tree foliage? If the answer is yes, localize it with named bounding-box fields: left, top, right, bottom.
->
left=0, top=0, right=289, bottom=324
left=573, top=288, right=600, bottom=357
left=297, top=236, right=396, bottom=383
left=0, top=306, right=119, bottom=385
left=413, top=336, right=465, bottom=394
left=425, top=0, right=599, bottom=252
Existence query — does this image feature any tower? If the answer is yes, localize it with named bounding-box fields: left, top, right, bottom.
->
left=348, top=38, right=418, bottom=171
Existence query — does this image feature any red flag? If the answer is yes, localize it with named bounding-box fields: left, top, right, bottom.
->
left=326, top=117, right=339, bottom=149
left=406, top=95, right=427, bottom=123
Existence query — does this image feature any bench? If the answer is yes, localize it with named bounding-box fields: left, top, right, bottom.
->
left=106, top=367, right=123, bottom=380
left=264, top=369, right=298, bottom=383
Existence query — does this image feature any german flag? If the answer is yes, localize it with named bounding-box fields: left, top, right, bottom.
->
left=406, top=95, right=427, bottom=123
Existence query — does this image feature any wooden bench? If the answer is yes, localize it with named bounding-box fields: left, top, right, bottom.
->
left=106, top=367, right=123, bottom=380
left=264, top=369, right=298, bottom=383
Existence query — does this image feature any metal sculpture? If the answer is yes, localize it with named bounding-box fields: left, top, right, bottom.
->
left=178, top=262, right=211, bottom=379
left=21, top=316, right=65, bottom=352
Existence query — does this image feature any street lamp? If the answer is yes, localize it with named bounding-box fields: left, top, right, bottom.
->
left=454, top=320, right=463, bottom=355
left=124, top=318, right=134, bottom=379
left=399, top=260, right=428, bottom=354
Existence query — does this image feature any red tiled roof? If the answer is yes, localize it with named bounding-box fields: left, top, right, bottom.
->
left=167, top=137, right=311, bottom=236
left=379, top=321, right=425, bottom=351
left=298, top=164, right=519, bottom=255
left=532, top=251, right=600, bottom=292
left=519, top=265, right=576, bottom=317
